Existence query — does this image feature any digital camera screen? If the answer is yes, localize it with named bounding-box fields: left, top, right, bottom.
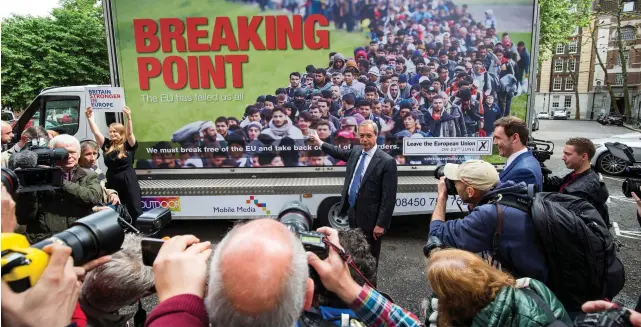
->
left=301, top=235, right=321, bottom=244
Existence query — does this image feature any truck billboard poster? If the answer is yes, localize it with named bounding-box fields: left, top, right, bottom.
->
left=110, top=0, right=535, bottom=169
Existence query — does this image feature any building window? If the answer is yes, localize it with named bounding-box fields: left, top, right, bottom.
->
left=565, top=78, right=575, bottom=90
left=568, top=40, right=578, bottom=53
left=615, top=73, right=625, bottom=85
left=568, top=58, right=577, bottom=72
left=553, top=78, right=563, bottom=90
left=621, top=26, right=635, bottom=41
left=552, top=95, right=560, bottom=108
left=616, top=50, right=629, bottom=67
left=555, top=60, right=564, bottom=72
left=564, top=95, right=572, bottom=108
left=556, top=43, right=565, bottom=54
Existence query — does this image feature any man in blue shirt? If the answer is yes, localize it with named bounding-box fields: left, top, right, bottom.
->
left=493, top=116, right=543, bottom=191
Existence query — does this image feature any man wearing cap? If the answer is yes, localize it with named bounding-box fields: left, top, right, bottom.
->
left=430, top=160, right=549, bottom=283
left=340, top=93, right=365, bottom=124
left=309, top=120, right=397, bottom=266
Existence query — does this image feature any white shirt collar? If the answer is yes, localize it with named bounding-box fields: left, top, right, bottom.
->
left=363, top=146, right=377, bottom=157
left=505, top=147, right=528, bottom=169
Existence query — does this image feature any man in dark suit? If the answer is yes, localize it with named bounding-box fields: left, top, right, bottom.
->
left=309, top=120, right=398, bottom=265
left=493, top=116, right=543, bottom=191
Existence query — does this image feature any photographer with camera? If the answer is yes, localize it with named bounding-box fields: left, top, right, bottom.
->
left=430, top=160, right=549, bottom=283
left=145, top=219, right=422, bottom=327
left=542, top=138, right=610, bottom=226
left=1, top=126, right=49, bottom=168
left=15, top=134, right=102, bottom=243
left=2, top=182, right=113, bottom=327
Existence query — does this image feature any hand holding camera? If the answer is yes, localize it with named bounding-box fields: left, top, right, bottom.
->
left=1, top=244, right=81, bottom=327
left=307, top=227, right=363, bottom=304
left=152, top=235, right=212, bottom=303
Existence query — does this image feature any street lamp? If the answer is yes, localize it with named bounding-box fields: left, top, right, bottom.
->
left=591, top=80, right=603, bottom=120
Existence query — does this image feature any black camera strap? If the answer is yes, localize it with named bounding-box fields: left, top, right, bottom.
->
left=134, top=300, right=146, bottom=327
left=322, top=238, right=376, bottom=290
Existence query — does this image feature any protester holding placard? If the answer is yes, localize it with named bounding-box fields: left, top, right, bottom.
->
left=85, top=106, right=143, bottom=220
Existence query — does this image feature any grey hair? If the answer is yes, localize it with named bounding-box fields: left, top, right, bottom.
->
left=79, top=234, right=154, bottom=313
left=49, top=134, right=80, bottom=153
left=359, top=120, right=379, bottom=135
left=206, top=222, right=309, bottom=327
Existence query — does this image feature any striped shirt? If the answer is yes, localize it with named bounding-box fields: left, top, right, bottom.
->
left=350, top=285, right=423, bottom=327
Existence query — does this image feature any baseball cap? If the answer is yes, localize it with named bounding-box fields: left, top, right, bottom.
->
left=443, top=160, right=499, bottom=191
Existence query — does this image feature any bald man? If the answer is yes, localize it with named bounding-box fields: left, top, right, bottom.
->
left=1, top=121, right=14, bottom=148
left=206, top=219, right=314, bottom=327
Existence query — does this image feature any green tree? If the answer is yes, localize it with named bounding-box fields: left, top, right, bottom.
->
left=1, top=0, right=109, bottom=111
left=538, top=0, right=592, bottom=62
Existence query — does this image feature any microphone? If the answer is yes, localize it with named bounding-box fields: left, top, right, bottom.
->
left=8, top=150, right=38, bottom=170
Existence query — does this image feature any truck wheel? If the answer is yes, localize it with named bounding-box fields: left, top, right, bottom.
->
left=317, top=197, right=350, bottom=230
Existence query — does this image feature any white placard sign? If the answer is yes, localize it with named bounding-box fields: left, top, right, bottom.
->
left=403, top=137, right=493, bottom=155
left=86, top=86, right=125, bottom=112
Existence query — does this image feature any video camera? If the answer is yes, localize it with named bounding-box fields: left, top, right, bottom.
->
left=604, top=142, right=641, bottom=197
left=527, top=137, right=554, bottom=165
left=1, top=207, right=172, bottom=292
left=1, top=141, right=70, bottom=196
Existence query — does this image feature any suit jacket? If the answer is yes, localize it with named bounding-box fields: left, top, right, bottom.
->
left=321, top=143, right=398, bottom=233
left=499, top=151, right=543, bottom=192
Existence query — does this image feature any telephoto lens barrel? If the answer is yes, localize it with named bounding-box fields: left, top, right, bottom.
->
left=278, top=201, right=314, bottom=233
left=30, top=209, right=125, bottom=266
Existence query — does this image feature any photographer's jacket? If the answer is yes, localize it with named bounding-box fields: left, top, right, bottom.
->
left=543, top=169, right=610, bottom=226
left=15, top=167, right=102, bottom=243
left=429, top=181, right=549, bottom=283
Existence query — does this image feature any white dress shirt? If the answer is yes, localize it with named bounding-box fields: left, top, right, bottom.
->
left=348, top=146, right=378, bottom=194
left=504, top=147, right=528, bottom=170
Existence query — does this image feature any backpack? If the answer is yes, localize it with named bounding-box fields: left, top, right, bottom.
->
left=494, top=192, right=625, bottom=312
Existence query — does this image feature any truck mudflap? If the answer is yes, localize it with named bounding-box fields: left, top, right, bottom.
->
left=139, top=175, right=438, bottom=196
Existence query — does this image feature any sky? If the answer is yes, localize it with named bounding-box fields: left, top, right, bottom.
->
left=0, top=0, right=59, bottom=19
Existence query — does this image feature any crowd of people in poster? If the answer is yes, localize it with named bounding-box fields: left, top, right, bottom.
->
left=137, top=0, right=532, bottom=169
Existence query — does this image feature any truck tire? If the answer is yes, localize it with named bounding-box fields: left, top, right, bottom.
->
left=317, top=197, right=350, bottom=230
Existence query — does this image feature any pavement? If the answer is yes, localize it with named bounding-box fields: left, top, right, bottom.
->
left=128, top=119, right=641, bottom=321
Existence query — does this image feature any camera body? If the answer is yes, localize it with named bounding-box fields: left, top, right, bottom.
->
left=434, top=165, right=457, bottom=196
left=527, top=138, right=554, bottom=165
left=278, top=201, right=329, bottom=260
left=30, top=146, right=69, bottom=167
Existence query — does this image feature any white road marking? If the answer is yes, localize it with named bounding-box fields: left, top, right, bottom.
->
left=609, top=196, right=637, bottom=203
left=613, top=222, right=641, bottom=240
left=602, top=175, right=626, bottom=182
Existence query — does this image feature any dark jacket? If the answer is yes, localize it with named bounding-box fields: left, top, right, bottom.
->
left=543, top=168, right=610, bottom=226
left=321, top=143, right=398, bottom=233
left=16, top=167, right=103, bottom=243
left=499, top=151, right=544, bottom=192
left=422, top=107, right=458, bottom=137
left=425, top=278, right=572, bottom=327
left=430, top=181, right=549, bottom=282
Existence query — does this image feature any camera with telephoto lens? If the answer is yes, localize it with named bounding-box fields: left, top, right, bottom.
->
left=277, top=201, right=328, bottom=260
left=604, top=142, right=641, bottom=198
left=434, top=165, right=457, bottom=196
left=1, top=207, right=172, bottom=293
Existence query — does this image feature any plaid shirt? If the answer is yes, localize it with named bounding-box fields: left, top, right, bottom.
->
left=350, top=285, right=423, bottom=327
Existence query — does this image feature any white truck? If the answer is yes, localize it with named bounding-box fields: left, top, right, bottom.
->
left=9, top=0, right=540, bottom=228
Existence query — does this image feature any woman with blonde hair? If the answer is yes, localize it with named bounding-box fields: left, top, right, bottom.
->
left=86, top=106, right=142, bottom=220
left=425, top=249, right=571, bottom=327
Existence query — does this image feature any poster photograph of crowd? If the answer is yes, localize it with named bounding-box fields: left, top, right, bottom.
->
left=113, top=0, right=535, bottom=168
